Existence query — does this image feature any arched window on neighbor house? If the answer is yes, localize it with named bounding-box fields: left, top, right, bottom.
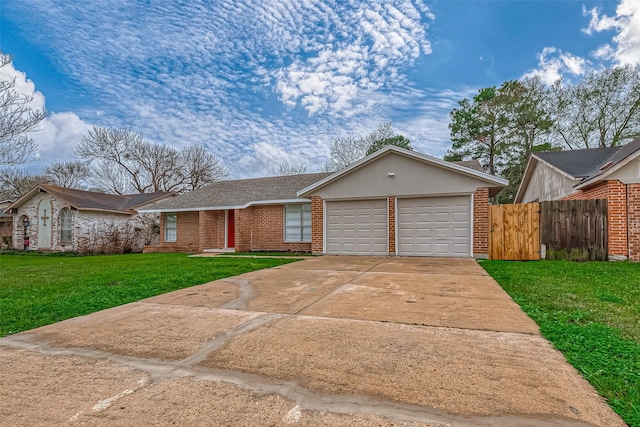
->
left=60, top=208, right=73, bottom=244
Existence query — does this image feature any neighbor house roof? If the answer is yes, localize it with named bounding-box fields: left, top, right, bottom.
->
left=138, top=173, right=333, bottom=213
left=5, top=185, right=176, bottom=215
left=515, top=137, right=640, bottom=202
left=298, top=146, right=508, bottom=197
left=451, top=159, right=484, bottom=172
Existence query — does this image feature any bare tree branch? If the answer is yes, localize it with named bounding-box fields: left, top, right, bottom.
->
left=0, top=53, right=46, bottom=166
left=276, top=161, right=307, bottom=176
left=42, top=161, right=90, bottom=189
left=77, top=127, right=228, bottom=194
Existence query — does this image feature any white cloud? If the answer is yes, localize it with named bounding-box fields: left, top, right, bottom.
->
left=4, top=0, right=438, bottom=178
left=522, top=47, right=588, bottom=85
left=0, top=59, right=45, bottom=112
left=31, top=112, right=93, bottom=166
left=583, top=0, right=640, bottom=65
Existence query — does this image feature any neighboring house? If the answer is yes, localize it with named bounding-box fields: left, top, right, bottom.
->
left=0, top=200, right=14, bottom=247
left=516, top=138, right=640, bottom=261
left=4, top=185, right=175, bottom=253
left=140, top=146, right=507, bottom=258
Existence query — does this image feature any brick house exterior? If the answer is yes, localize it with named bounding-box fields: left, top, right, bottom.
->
left=516, top=138, right=640, bottom=261
left=143, top=147, right=506, bottom=257
left=4, top=185, right=174, bottom=253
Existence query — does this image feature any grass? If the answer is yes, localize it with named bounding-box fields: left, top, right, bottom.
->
left=0, top=252, right=298, bottom=337
left=480, top=260, right=640, bottom=426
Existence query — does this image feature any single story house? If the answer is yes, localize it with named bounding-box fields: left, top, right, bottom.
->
left=140, top=146, right=507, bottom=257
left=4, top=185, right=175, bottom=253
left=515, top=138, right=640, bottom=261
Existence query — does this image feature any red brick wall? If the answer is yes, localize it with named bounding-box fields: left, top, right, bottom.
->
left=388, top=196, right=396, bottom=254
left=200, top=210, right=225, bottom=249
left=473, top=188, right=489, bottom=256
left=153, top=211, right=200, bottom=252
left=311, top=196, right=323, bottom=254
left=235, top=205, right=312, bottom=253
left=627, top=183, right=640, bottom=261
left=235, top=208, right=252, bottom=252
left=562, top=181, right=628, bottom=258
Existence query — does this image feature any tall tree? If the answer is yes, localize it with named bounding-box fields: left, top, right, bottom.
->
left=366, top=135, right=412, bottom=155
left=445, top=87, right=508, bottom=175
left=0, top=53, right=46, bottom=166
left=445, top=80, right=555, bottom=203
left=42, top=161, right=90, bottom=189
left=552, top=64, right=640, bottom=149
left=494, top=78, right=555, bottom=202
left=76, top=127, right=228, bottom=194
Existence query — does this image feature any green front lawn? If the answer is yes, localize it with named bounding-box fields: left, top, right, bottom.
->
left=0, top=252, right=298, bottom=337
left=481, top=260, right=640, bottom=426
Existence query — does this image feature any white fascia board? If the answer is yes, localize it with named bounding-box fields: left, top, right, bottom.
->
left=250, top=198, right=311, bottom=206
left=137, top=198, right=312, bottom=213
left=138, top=205, right=244, bottom=213
left=297, top=146, right=508, bottom=197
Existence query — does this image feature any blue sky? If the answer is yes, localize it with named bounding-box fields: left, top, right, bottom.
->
left=1, top=0, right=638, bottom=178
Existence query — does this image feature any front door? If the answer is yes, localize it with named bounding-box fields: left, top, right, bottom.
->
left=38, top=199, right=52, bottom=249
left=226, top=210, right=235, bottom=248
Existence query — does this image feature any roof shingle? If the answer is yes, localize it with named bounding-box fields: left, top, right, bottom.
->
left=142, top=173, right=333, bottom=211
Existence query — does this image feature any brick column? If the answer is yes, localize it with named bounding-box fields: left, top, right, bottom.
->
left=311, top=196, right=323, bottom=255
left=627, top=183, right=640, bottom=261
left=607, top=181, right=628, bottom=258
left=235, top=208, right=252, bottom=252
left=473, top=188, right=489, bottom=257
left=198, top=211, right=206, bottom=252
left=388, top=196, right=396, bottom=255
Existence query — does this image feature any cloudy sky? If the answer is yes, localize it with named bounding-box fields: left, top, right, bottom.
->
left=1, top=0, right=639, bottom=178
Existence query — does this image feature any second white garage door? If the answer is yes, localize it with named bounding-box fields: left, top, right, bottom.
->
left=397, top=195, right=471, bottom=257
left=326, top=199, right=387, bottom=255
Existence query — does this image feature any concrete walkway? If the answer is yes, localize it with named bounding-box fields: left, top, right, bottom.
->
left=0, top=257, right=624, bottom=426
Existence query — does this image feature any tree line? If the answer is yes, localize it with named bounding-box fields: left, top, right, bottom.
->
left=445, top=65, right=640, bottom=203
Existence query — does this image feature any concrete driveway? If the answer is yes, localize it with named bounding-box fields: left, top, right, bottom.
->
left=0, top=257, right=624, bottom=426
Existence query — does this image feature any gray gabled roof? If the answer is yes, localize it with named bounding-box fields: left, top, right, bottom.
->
left=532, top=138, right=640, bottom=182
left=534, top=147, right=620, bottom=178
left=515, top=138, right=640, bottom=202
left=139, top=173, right=333, bottom=212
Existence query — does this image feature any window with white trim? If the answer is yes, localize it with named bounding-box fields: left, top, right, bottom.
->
left=60, top=208, right=72, bottom=243
left=284, top=204, right=311, bottom=242
left=164, top=213, right=177, bottom=242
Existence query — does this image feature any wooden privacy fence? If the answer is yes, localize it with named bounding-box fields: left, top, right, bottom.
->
left=540, top=199, right=608, bottom=261
left=489, top=199, right=608, bottom=261
left=490, top=203, right=540, bottom=260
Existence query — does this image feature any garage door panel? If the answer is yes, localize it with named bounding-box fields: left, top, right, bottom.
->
left=326, top=199, right=388, bottom=255
left=398, top=196, right=471, bottom=257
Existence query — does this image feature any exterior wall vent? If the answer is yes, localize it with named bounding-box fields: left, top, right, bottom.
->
left=600, top=161, right=613, bottom=170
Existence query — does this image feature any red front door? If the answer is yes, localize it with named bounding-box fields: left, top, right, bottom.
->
left=227, top=210, right=235, bottom=248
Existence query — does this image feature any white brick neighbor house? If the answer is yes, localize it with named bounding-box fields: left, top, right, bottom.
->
left=4, top=185, right=175, bottom=253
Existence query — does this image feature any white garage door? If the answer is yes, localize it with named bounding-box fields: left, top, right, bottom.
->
left=397, top=196, right=471, bottom=257
left=326, top=199, right=388, bottom=255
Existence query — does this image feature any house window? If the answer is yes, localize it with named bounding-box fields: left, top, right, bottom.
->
left=164, top=213, right=177, bottom=242
left=60, top=208, right=72, bottom=243
left=284, top=204, right=311, bottom=242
